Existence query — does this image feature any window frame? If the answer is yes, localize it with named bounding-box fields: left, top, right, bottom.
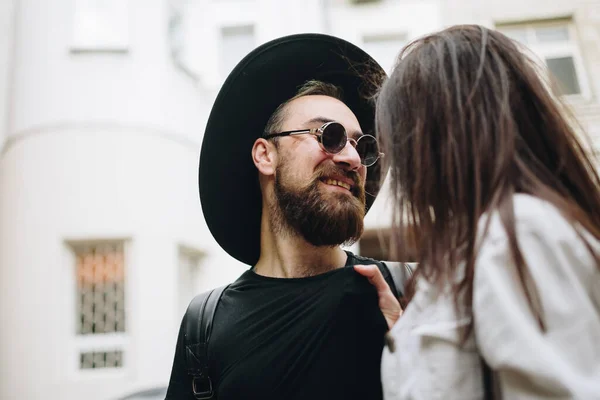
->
left=66, top=239, right=131, bottom=379
left=496, top=18, right=590, bottom=102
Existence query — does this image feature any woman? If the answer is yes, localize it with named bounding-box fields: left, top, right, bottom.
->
left=375, top=25, right=600, bottom=399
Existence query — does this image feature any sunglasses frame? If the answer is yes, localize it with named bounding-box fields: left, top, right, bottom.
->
left=263, top=121, right=384, bottom=167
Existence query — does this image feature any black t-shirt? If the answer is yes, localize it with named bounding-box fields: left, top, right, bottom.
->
left=165, top=252, right=398, bottom=400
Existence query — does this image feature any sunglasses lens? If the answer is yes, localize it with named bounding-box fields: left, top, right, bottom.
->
left=321, top=123, right=347, bottom=153
left=356, top=135, right=379, bottom=166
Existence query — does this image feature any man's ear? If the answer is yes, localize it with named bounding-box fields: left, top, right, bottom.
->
left=252, top=138, right=277, bottom=176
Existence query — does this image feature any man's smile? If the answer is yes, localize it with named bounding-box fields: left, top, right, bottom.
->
left=320, top=177, right=353, bottom=191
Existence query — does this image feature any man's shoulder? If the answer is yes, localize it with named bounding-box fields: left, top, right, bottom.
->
left=345, top=251, right=393, bottom=280
left=345, top=251, right=386, bottom=268
left=345, top=251, right=408, bottom=298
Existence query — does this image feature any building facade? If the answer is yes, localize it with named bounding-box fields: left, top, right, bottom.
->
left=0, top=0, right=248, bottom=398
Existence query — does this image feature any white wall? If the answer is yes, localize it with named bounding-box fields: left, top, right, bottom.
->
left=0, top=0, right=246, bottom=399
left=180, top=0, right=325, bottom=91
left=8, top=0, right=212, bottom=146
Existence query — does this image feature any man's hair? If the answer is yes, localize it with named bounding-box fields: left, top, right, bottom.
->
left=264, top=80, right=344, bottom=137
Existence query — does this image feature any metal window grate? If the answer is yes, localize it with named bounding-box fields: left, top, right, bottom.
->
left=79, top=350, right=123, bottom=369
left=75, top=242, right=126, bottom=335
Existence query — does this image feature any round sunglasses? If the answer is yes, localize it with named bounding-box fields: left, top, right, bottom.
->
left=263, top=121, right=384, bottom=167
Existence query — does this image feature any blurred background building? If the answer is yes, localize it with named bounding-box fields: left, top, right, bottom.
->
left=0, top=0, right=598, bottom=399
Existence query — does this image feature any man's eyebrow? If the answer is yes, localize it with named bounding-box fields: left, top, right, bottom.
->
left=305, top=116, right=364, bottom=138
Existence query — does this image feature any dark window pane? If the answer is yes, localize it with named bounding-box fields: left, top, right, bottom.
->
left=547, top=56, right=581, bottom=95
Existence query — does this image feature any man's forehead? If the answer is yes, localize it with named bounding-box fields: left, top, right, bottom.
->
left=281, top=95, right=363, bottom=135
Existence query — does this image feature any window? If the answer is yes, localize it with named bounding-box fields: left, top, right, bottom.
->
left=71, top=0, right=129, bottom=52
left=362, top=33, right=406, bottom=74
left=497, top=19, right=588, bottom=97
left=71, top=241, right=127, bottom=370
left=178, top=246, right=204, bottom=314
left=220, top=25, right=255, bottom=78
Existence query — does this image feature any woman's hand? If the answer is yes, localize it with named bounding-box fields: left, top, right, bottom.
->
left=354, top=264, right=403, bottom=329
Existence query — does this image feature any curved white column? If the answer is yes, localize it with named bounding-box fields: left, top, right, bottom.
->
left=0, top=0, right=247, bottom=398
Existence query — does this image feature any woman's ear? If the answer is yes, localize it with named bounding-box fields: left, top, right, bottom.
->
left=252, top=138, right=277, bottom=176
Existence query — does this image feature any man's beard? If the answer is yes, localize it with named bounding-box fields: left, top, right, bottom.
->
left=271, top=161, right=366, bottom=247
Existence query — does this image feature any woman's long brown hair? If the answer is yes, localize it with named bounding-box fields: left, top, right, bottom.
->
left=375, top=24, right=600, bottom=336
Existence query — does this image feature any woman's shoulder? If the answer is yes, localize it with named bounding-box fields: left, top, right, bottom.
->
left=481, top=193, right=593, bottom=246
left=475, top=194, right=599, bottom=307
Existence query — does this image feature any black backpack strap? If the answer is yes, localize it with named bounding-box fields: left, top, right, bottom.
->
left=184, top=284, right=229, bottom=400
left=382, top=261, right=415, bottom=298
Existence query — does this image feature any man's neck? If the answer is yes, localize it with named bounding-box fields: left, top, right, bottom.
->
left=254, top=214, right=349, bottom=278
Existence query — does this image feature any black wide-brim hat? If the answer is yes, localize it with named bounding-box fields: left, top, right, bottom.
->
left=199, top=33, right=387, bottom=266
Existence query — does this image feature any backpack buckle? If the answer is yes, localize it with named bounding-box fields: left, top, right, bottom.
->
left=192, top=375, right=214, bottom=399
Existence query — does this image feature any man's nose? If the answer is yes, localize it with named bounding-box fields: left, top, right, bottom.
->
left=331, top=141, right=362, bottom=171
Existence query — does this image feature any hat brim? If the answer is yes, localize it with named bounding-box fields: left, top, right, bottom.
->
left=199, top=33, right=386, bottom=266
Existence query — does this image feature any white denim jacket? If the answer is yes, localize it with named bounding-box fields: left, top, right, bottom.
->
left=381, top=194, right=600, bottom=400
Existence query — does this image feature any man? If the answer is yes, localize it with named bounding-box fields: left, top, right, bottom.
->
left=166, top=33, right=402, bottom=400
